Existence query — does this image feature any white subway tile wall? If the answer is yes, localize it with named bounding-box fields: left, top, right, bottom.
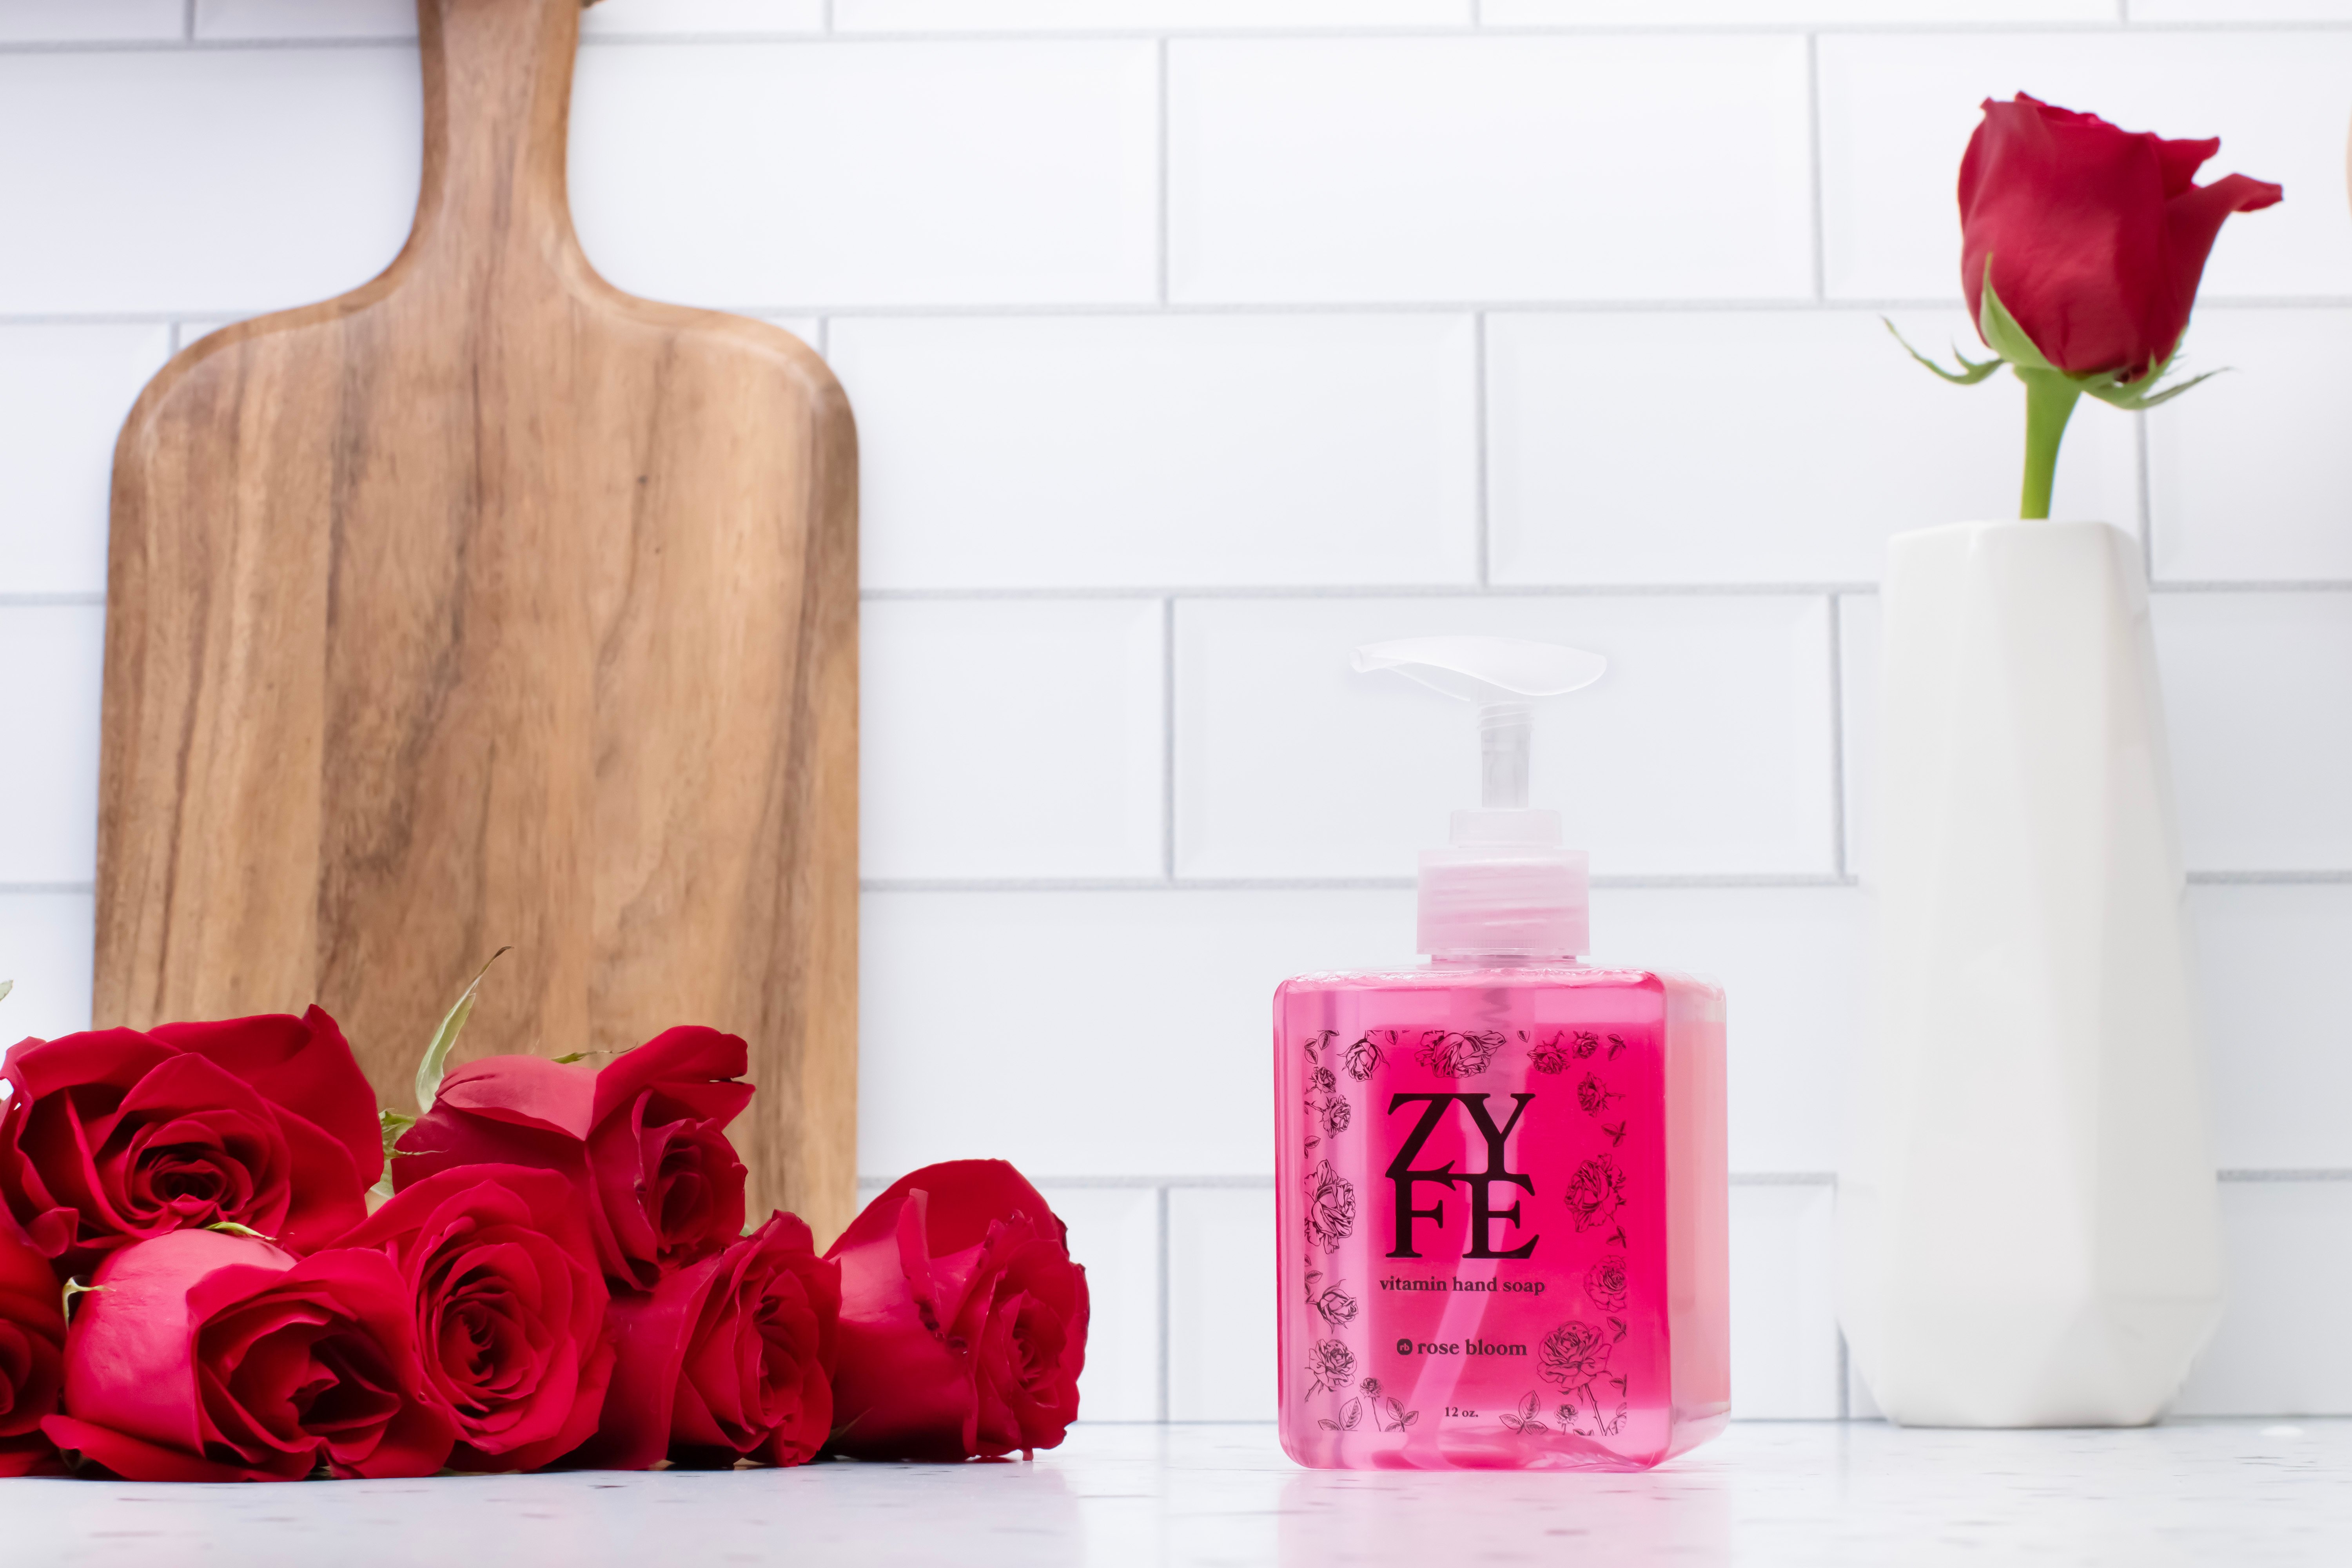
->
left=1, top=0, right=2343, bottom=1426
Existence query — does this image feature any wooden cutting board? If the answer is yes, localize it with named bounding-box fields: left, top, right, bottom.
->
left=93, top=0, right=858, bottom=1240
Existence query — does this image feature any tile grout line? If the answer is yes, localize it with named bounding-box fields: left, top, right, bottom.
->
left=13, top=871, right=2346, bottom=897
left=852, top=580, right=2352, bottom=602
left=11, top=299, right=2351, bottom=325
left=1836, top=1331, right=1851, bottom=1421
left=1804, top=31, right=1825, bottom=302
left=856, top=873, right=1866, bottom=893
left=16, top=582, right=2350, bottom=609
left=15, top=20, right=2352, bottom=53
left=182, top=0, right=196, bottom=42
left=1826, top=592, right=1847, bottom=879
left=2137, top=408, right=2156, bottom=582
left=854, top=1168, right=2352, bottom=1187
left=1161, top=597, right=1177, bottom=882
left=1156, top=1184, right=1172, bottom=1424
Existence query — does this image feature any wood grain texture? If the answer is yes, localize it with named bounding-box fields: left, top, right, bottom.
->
left=94, top=0, right=858, bottom=1241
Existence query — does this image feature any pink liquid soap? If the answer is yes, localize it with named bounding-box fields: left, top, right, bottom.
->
left=1272, top=637, right=1728, bottom=1471
left=1274, top=960, right=1726, bottom=1470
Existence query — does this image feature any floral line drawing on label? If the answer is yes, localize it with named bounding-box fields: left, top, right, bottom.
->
left=1318, top=1396, right=1363, bottom=1432
left=1307, top=1275, right=1359, bottom=1329
left=1341, top=1033, right=1384, bottom=1082
left=1539, top=1319, right=1628, bottom=1437
left=1575, top=1071, right=1621, bottom=1119
left=1316, top=1093, right=1352, bottom=1135
left=1304, top=1159, right=1358, bottom=1252
left=1305, top=1338, right=1357, bottom=1397
left=1499, top=1391, right=1548, bottom=1434
left=1524, top=1030, right=1575, bottom=1075
left=1584, top=1254, right=1629, bottom=1312
left=1565, top=1152, right=1627, bottom=1232
left=1361, top=1377, right=1419, bottom=1434
left=1415, top=1029, right=1504, bottom=1079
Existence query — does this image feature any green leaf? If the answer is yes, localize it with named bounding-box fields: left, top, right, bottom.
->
left=61, top=1277, right=106, bottom=1321
left=1976, top=263, right=2056, bottom=373
left=367, top=1107, right=418, bottom=1204
left=0, top=979, right=13, bottom=1006
left=205, top=1221, right=276, bottom=1241
left=414, top=946, right=512, bottom=1116
left=2082, top=363, right=2224, bottom=412
left=1883, top=317, right=2002, bottom=385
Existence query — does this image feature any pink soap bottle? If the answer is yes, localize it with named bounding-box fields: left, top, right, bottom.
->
left=1274, top=637, right=1728, bottom=1471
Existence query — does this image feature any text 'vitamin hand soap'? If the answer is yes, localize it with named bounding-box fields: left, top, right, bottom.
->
left=1274, top=637, right=1729, bottom=1471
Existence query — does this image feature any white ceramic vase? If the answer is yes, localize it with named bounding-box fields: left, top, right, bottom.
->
left=1839, top=519, right=2223, bottom=1427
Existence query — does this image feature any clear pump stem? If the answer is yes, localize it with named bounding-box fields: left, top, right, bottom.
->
left=1479, top=701, right=1532, bottom=810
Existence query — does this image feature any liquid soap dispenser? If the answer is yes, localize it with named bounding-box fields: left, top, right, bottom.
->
left=1273, top=637, right=1728, bottom=1471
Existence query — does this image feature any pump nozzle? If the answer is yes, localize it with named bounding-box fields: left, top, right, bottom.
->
left=1353, top=636, right=1607, bottom=959
left=1352, top=637, right=1605, bottom=811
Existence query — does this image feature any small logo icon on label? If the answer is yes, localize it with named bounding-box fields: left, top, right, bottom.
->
left=1396, top=1337, right=1414, bottom=1355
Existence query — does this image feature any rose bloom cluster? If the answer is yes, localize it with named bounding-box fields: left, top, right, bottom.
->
left=0, top=1010, right=1086, bottom=1479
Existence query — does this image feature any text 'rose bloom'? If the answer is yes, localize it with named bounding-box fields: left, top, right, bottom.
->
left=42, top=1229, right=456, bottom=1481
left=0, top=1009, right=379, bottom=1274
left=575, top=1211, right=839, bottom=1470
left=0, top=1220, right=65, bottom=1476
left=1960, top=94, right=2282, bottom=378
left=826, top=1160, right=1089, bottom=1461
left=394, top=1027, right=750, bottom=1292
left=337, top=1165, right=613, bottom=1473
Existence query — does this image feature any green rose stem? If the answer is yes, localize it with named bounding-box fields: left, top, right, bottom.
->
left=2014, top=366, right=2082, bottom=521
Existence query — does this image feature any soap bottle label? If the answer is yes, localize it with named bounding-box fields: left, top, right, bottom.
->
left=1280, top=1020, right=1669, bottom=1465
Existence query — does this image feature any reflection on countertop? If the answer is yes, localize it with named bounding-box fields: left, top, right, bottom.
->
left=7, top=1419, right=2348, bottom=1566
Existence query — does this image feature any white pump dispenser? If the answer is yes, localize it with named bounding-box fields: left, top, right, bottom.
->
left=1352, top=635, right=1606, bottom=958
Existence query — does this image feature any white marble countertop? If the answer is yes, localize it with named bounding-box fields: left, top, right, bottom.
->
left=9, top=1420, right=2349, bottom=1566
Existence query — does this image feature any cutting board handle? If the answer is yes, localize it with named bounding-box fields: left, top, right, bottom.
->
left=403, top=0, right=590, bottom=286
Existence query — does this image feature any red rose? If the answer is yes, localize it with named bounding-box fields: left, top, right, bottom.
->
left=393, top=1027, right=751, bottom=1291
left=0, top=1008, right=378, bottom=1272
left=1960, top=94, right=2280, bottom=378
left=0, top=1220, right=65, bottom=1476
left=826, top=1160, right=1088, bottom=1460
left=575, top=1212, right=839, bottom=1470
left=336, top=1165, right=613, bottom=1473
left=41, top=1229, right=456, bottom=1481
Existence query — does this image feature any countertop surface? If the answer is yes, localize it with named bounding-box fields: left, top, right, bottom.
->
left=7, top=1419, right=2349, bottom=1566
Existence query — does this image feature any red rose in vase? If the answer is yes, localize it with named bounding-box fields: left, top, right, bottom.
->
left=575, top=1211, right=839, bottom=1470
left=1960, top=93, right=2281, bottom=381
left=0, top=1220, right=64, bottom=1476
left=337, top=1164, right=613, bottom=1473
left=42, top=1229, right=456, bottom=1481
left=1895, top=93, right=2280, bottom=519
left=826, top=1160, right=1088, bottom=1461
left=392, top=1027, right=751, bottom=1291
left=0, top=1009, right=379, bottom=1273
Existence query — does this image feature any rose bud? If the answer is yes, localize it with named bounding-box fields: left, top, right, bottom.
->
left=41, top=1229, right=456, bottom=1481
left=0, top=1219, right=65, bottom=1476
left=573, top=1212, right=839, bottom=1470
left=394, top=1027, right=750, bottom=1292
left=1960, top=94, right=2281, bottom=380
left=336, top=1165, right=613, bottom=1473
left=826, top=1160, right=1089, bottom=1461
left=0, top=1009, right=379, bottom=1273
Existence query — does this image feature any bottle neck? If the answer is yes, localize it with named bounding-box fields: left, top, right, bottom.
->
left=1428, top=952, right=1583, bottom=969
